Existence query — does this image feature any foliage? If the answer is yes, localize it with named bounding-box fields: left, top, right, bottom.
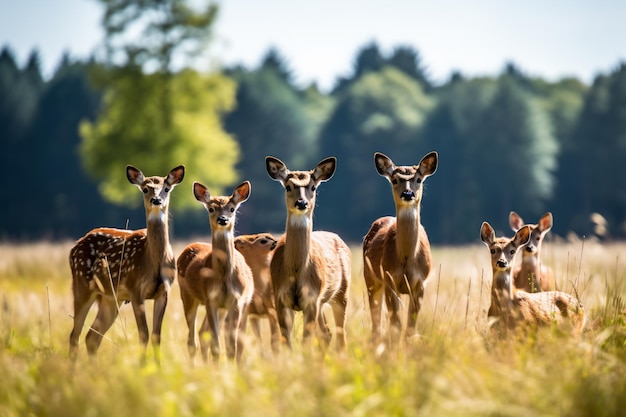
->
left=80, top=68, right=237, bottom=209
left=555, top=64, right=626, bottom=238
left=80, top=0, right=239, bottom=210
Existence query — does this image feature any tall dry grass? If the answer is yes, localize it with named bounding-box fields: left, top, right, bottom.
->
left=1, top=237, right=625, bottom=416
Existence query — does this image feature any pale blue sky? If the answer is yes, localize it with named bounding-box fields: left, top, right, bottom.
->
left=1, top=0, right=625, bottom=91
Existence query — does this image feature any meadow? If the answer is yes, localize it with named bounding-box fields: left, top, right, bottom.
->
left=1, top=237, right=625, bottom=417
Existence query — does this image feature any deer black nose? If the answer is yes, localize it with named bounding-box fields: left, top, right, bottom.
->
left=496, top=260, right=507, bottom=268
left=401, top=190, right=415, bottom=201
left=151, top=196, right=162, bottom=206
left=295, top=200, right=308, bottom=210
left=217, top=216, right=228, bottom=226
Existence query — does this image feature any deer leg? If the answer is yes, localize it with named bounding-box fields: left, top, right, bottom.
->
left=204, top=304, right=221, bottom=362
left=315, top=305, right=332, bottom=350
left=276, top=300, right=294, bottom=349
left=69, top=292, right=98, bottom=359
left=180, top=289, right=200, bottom=360
left=266, top=307, right=281, bottom=355
left=367, top=283, right=384, bottom=345
left=151, top=292, right=168, bottom=365
left=385, top=287, right=402, bottom=344
left=85, top=296, right=119, bottom=356
left=405, top=280, right=424, bottom=339
left=130, top=298, right=150, bottom=347
left=330, top=296, right=348, bottom=351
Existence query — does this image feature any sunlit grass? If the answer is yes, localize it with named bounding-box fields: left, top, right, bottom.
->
left=1, top=239, right=626, bottom=416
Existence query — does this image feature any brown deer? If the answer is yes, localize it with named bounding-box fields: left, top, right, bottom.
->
left=265, top=156, right=351, bottom=350
left=509, top=211, right=554, bottom=292
left=69, top=164, right=185, bottom=362
left=177, top=181, right=254, bottom=363
left=234, top=233, right=281, bottom=354
left=362, top=151, right=438, bottom=344
left=480, top=222, right=586, bottom=336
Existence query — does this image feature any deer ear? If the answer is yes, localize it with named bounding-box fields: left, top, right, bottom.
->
left=232, top=181, right=251, bottom=204
left=312, top=157, right=336, bottom=183
left=193, top=182, right=210, bottom=203
left=418, top=151, right=438, bottom=177
left=374, top=152, right=395, bottom=177
left=480, top=222, right=496, bottom=245
left=127, top=165, right=145, bottom=186
left=266, top=156, right=288, bottom=182
left=538, top=212, right=553, bottom=233
left=513, top=225, right=531, bottom=248
left=167, top=165, right=185, bottom=187
left=509, top=211, right=524, bottom=232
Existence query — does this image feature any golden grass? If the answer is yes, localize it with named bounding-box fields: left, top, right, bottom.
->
left=1, top=238, right=626, bottom=416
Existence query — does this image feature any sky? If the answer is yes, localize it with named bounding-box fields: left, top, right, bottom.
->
left=1, top=0, right=626, bottom=91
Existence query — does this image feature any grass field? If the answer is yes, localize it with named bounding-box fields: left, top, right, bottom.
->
left=1, top=237, right=625, bottom=416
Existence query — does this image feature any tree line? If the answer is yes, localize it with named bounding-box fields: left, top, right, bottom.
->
left=2, top=2, right=626, bottom=244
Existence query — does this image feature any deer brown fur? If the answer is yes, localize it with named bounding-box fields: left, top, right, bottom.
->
left=480, top=222, right=586, bottom=336
left=69, top=165, right=185, bottom=362
left=266, top=156, right=351, bottom=350
left=177, top=181, right=254, bottom=363
left=234, top=233, right=281, bottom=354
left=362, top=151, right=438, bottom=344
left=509, top=211, right=554, bottom=292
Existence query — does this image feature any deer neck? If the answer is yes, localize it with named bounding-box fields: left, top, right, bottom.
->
left=490, top=268, right=515, bottom=316
left=395, top=205, right=420, bottom=260
left=284, top=213, right=312, bottom=271
left=145, top=214, right=171, bottom=269
left=212, top=229, right=235, bottom=277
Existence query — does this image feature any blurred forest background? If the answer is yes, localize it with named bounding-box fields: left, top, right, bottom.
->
left=1, top=0, right=625, bottom=244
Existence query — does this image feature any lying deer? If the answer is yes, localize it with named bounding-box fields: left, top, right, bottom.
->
left=266, top=156, right=351, bottom=350
left=509, top=211, right=554, bottom=292
left=69, top=164, right=185, bottom=362
left=234, top=233, right=281, bottom=354
left=363, top=151, right=438, bottom=344
left=480, top=221, right=586, bottom=336
left=177, top=181, right=254, bottom=363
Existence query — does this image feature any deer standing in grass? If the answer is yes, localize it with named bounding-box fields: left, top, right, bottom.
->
left=509, top=211, right=554, bottom=292
left=234, top=233, right=281, bottom=354
left=480, top=222, right=586, bottom=336
left=177, top=181, right=254, bottom=363
left=266, top=156, right=351, bottom=350
left=69, top=165, right=185, bottom=362
left=363, top=151, right=438, bottom=344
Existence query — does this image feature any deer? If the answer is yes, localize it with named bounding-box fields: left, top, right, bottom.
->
left=509, top=211, right=554, bottom=292
left=234, top=233, right=281, bottom=354
left=480, top=221, right=586, bottom=337
left=362, top=151, right=438, bottom=345
left=176, top=181, right=254, bottom=363
left=265, top=156, right=351, bottom=351
left=69, top=164, right=185, bottom=363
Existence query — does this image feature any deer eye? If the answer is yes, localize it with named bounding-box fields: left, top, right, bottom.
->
left=490, top=249, right=495, bottom=254
left=311, top=185, right=316, bottom=191
left=416, top=178, right=422, bottom=184
left=142, top=188, right=149, bottom=194
left=285, top=185, right=292, bottom=192
left=164, top=187, right=170, bottom=193
left=392, top=179, right=398, bottom=185
left=510, top=249, right=516, bottom=255
left=230, top=207, right=235, bottom=212
left=208, top=207, right=214, bottom=213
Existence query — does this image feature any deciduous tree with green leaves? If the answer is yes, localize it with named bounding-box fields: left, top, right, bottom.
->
left=80, top=0, right=238, bottom=210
